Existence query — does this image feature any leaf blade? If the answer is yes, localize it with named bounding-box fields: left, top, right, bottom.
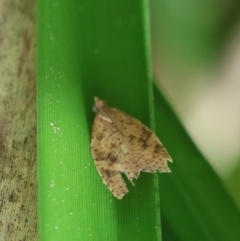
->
left=154, top=86, right=240, bottom=241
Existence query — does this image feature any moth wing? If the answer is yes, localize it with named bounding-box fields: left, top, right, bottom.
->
left=109, top=107, right=172, bottom=182
left=91, top=110, right=128, bottom=199
left=91, top=100, right=172, bottom=199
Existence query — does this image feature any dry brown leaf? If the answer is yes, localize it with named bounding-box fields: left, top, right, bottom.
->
left=91, top=97, right=172, bottom=199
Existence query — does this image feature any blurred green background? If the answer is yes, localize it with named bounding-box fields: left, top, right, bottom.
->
left=38, top=0, right=240, bottom=240
left=150, top=0, right=240, bottom=207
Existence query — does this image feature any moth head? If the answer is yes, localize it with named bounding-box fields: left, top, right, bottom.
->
left=93, top=97, right=107, bottom=112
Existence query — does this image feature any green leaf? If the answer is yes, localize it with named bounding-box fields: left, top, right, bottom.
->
left=38, top=1, right=240, bottom=240
left=154, top=86, right=240, bottom=241
left=38, top=0, right=161, bottom=240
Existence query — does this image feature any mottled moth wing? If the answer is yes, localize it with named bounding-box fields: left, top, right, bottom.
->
left=91, top=97, right=172, bottom=199
left=91, top=108, right=129, bottom=199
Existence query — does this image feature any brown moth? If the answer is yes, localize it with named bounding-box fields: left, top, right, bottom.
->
left=91, top=97, right=172, bottom=199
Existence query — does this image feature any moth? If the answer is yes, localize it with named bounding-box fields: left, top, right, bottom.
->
left=91, top=97, right=172, bottom=199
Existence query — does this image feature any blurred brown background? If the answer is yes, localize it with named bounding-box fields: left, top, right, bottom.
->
left=0, top=0, right=37, bottom=240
